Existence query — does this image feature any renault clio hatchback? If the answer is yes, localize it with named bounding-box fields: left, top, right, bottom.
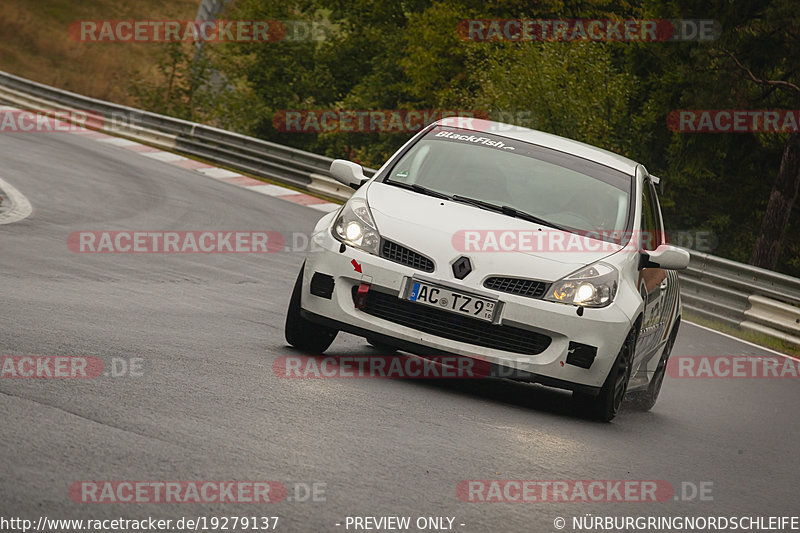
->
left=285, top=118, right=689, bottom=421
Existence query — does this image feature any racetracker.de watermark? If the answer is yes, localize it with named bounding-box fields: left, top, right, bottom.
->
left=273, top=355, right=493, bottom=379
left=69, top=481, right=286, bottom=503
left=67, top=231, right=286, bottom=253
left=68, top=20, right=329, bottom=43
left=0, top=109, right=103, bottom=133
left=273, top=110, right=489, bottom=133
left=668, top=110, right=800, bottom=132
left=451, top=230, right=717, bottom=253
left=0, top=356, right=143, bottom=379
left=456, top=480, right=685, bottom=502
left=667, top=356, right=800, bottom=378
left=458, top=19, right=720, bottom=42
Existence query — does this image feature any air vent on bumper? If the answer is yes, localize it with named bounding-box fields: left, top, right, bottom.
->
left=380, top=239, right=435, bottom=272
left=310, top=272, right=335, bottom=299
left=566, top=341, right=597, bottom=369
left=483, top=277, right=548, bottom=299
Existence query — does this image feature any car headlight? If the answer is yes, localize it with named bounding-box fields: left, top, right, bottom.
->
left=331, top=197, right=381, bottom=255
left=545, top=263, right=618, bottom=308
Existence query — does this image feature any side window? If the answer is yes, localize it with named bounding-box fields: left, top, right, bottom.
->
left=650, top=182, right=666, bottom=243
left=641, top=181, right=659, bottom=251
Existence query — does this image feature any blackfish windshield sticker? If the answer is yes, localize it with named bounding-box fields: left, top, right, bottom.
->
left=433, top=130, right=516, bottom=151
left=423, top=125, right=631, bottom=192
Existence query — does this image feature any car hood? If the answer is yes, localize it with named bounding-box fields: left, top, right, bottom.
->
left=366, top=181, right=622, bottom=282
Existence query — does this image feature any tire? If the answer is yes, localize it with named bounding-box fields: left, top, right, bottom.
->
left=574, top=327, right=636, bottom=422
left=284, top=264, right=337, bottom=353
left=628, top=319, right=680, bottom=411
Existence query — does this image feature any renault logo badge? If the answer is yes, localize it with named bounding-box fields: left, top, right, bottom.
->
left=452, top=256, right=472, bottom=280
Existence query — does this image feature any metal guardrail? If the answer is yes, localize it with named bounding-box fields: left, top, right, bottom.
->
left=1, top=69, right=798, bottom=348
left=681, top=251, right=800, bottom=346
left=0, top=69, right=370, bottom=201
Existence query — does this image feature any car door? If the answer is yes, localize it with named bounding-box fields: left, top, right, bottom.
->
left=634, top=178, right=668, bottom=367
left=651, top=183, right=680, bottom=347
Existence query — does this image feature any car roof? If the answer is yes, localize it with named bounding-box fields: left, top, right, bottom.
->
left=435, top=117, right=640, bottom=176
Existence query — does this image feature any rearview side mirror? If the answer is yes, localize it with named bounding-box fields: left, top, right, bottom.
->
left=330, top=159, right=367, bottom=190
left=640, top=245, right=690, bottom=270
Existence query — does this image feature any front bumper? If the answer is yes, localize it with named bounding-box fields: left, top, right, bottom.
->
left=300, top=226, right=634, bottom=392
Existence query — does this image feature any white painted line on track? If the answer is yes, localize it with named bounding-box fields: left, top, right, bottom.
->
left=142, top=151, right=187, bottom=162
left=196, top=167, right=242, bottom=179
left=97, top=137, right=139, bottom=146
left=684, top=320, right=799, bottom=361
left=248, top=184, right=297, bottom=196
left=0, top=176, right=33, bottom=225
left=309, top=203, right=341, bottom=212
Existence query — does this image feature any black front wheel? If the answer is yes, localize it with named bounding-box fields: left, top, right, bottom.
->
left=628, top=319, right=680, bottom=411
left=284, top=264, right=338, bottom=353
left=574, top=327, right=636, bottom=422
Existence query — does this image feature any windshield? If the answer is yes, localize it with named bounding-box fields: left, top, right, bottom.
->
left=384, top=126, right=633, bottom=235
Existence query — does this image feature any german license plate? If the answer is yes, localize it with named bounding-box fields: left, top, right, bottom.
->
left=406, top=280, right=496, bottom=322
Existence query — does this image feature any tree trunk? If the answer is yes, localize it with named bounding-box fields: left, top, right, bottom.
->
left=750, top=132, right=800, bottom=270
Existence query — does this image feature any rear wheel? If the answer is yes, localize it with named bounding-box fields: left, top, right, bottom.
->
left=628, top=319, right=680, bottom=411
left=284, top=264, right=337, bottom=353
left=574, top=327, right=636, bottom=422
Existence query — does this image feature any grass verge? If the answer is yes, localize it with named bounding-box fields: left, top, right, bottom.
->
left=0, top=0, right=197, bottom=105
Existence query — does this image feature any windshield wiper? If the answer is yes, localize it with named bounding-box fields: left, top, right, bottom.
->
left=387, top=181, right=451, bottom=200
left=451, top=195, right=565, bottom=230
left=450, top=194, right=504, bottom=213
left=499, top=205, right=566, bottom=231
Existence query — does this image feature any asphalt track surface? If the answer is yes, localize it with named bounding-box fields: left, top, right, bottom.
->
left=1, top=128, right=798, bottom=532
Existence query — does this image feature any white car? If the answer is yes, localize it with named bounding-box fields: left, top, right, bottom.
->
left=284, top=118, right=689, bottom=421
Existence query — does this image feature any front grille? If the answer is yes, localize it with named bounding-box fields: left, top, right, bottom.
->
left=381, top=239, right=434, bottom=272
left=484, top=277, right=548, bottom=299
left=356, top=289, right=551, bottom=356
